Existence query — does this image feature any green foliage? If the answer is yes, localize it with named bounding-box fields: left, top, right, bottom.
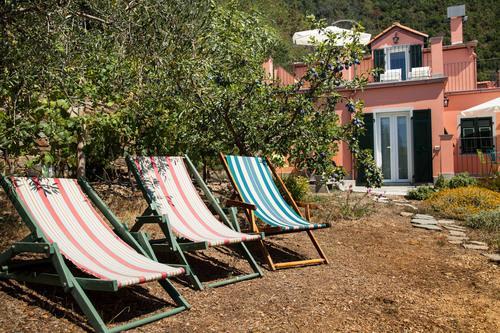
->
left=1, top=0, right=382, bottom=185
left=447, top=173, right=477, bottom=189
left=335, top=187, right=374, bottom=220
left=355, top=149, right=383, bottom=188
left=406, top=186, right=435, bottom=201
left=479, top=172, right=500, bottom=192
left=282, top=175, right=310, bottom=202
left=465, top=209, right=500, bottom=232
left=434, top=174, right=448, bottom=189
left=229, top=0, right=499, bottom=69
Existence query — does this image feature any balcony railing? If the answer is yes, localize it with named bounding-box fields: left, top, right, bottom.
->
left=354, top=46, right=433, bottom=83
left=444, top=58, right=499, bottom=92
left=477, top=57, right=500, bottom=88
left=454, top=136, right=499, bottom=176
left=444, top=60, right=477, bottom=92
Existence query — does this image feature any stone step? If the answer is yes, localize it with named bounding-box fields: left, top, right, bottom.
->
left=411, top=223, right=442, bottom=231
left=482, top=253, right=500, bottom=263
left=463, top=243, right=489, bottom=251
left=447, top=235, right=469, bottom=242
left=468, top=240, right=487, bottom=246
left=448, top=230, right=466, bottom=237
left=442, top=225, right=467, bottom=232
left=411, top=219, right=437, bottom=225
left=437, top=219, right=456, bottom=225
left=414, top=214, right=435, bottom=220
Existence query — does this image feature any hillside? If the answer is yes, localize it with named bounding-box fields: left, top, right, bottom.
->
left=232, top=0, right=499, bottom=66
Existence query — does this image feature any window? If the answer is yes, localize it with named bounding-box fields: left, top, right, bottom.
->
left=373, top=44, right=423, bottom=82
left=386, top=47, right=409, bottom=80
left=460, top=117, right=493, bottom=154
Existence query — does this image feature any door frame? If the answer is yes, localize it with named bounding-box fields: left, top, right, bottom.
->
left=373, top=108, right=414, bottom=183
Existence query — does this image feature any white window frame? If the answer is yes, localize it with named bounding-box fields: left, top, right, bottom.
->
left=384, top=45, right=410, bottom=80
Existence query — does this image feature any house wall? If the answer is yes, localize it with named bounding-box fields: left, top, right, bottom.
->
left=335, top=80, right=446, bottom=180
left=443, top=46, right=477, bottom=92
left=370, top=27, right=425, bottom=50
left=444, top=88, right=500, bottom=175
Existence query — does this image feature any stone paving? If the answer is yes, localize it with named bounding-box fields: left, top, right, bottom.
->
left=398, top=210, right=499, bottom=264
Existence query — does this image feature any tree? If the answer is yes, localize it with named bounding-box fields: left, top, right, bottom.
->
left=1, top=0, right=382, bottom=187
left=178, top=9, right=382, bottom=186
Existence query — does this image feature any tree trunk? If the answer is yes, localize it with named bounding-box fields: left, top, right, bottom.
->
left=76, top=132, right=86, bottom=178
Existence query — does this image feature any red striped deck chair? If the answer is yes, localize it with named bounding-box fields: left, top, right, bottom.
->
left=0, top=176, right=190, bottom=333
left=127, top=155, right=263, bottom=290
left=220, top=153, right=329, bottom=270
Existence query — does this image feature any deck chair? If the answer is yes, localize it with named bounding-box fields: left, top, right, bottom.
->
left=220, top=154, right=330, bottom=270
left=0, top=176, right=190, bottom=333
left=126, top=155, right=263, bottom=290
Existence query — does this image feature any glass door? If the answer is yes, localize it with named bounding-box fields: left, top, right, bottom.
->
left=376, top=113, right=412, bottom=182
left=389, top=51, right=407, bottom=80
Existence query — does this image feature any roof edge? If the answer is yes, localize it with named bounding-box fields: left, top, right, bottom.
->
left=368, top=22, right=428, bottom=45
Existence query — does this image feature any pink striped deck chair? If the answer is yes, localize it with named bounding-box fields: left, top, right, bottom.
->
left=127, top=155, right=263, bottom=290
left=0, top=176, right=190, bottom=333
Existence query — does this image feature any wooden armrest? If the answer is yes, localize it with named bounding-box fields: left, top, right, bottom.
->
left=225, top=199, right=256, bottom=211
left=296, top=201, right=320, bottom=209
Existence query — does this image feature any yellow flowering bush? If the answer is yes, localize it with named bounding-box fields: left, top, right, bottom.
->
left=424, top=186, right=500, bottom=220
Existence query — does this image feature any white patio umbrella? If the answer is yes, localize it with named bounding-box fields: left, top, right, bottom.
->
left=292, top=26, right=371, bottom=46
left=460, top=97, right=500, bottom=118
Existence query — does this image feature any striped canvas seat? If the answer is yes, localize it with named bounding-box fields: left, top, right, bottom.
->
left=12, top=177, right=185, bottom=288
left=133, top=156, right=261, bottom=247
left=225, top=155, right=328, bottom=231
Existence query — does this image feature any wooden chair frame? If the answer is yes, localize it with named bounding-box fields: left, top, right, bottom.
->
left=219, top=153, right=330, bottom=270
left=0, top=176, right=190, bottom=333
left=126, top=155, right=263, bottom=290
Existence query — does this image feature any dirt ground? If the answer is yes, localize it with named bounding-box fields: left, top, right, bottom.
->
left=0, top=184, right=498, bottom=333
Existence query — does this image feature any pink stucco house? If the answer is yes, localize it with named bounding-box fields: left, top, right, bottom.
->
left=272, top=5, right=500, bottom=184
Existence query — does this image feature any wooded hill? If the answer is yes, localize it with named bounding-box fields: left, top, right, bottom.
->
left=232, top=0, right=499, bottom=66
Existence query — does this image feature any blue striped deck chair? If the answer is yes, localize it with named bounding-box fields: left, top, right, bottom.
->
left=220, top=153, right=330, bottom=270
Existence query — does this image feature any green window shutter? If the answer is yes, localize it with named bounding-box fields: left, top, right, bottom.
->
left=356, top=113, right=375, bottom=186
left=412, top=109, right=433, bottom=183
left=373, top=49, right=385, bottom=82
left=409, top=44, right=422, bottom=69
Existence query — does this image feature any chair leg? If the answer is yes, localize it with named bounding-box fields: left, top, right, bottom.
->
left=257, top=229, right=329, bottom=270
left=238, top=242, right=264, bottom=277
left=158, top=279, right=191, bottom=309
left=258, top=239, right=276, bottom=271
left=306, top=230, right=329, bottom=264
left=70, top=278, right=110, bottom=333
left=172, top=246, right=204, bottom=290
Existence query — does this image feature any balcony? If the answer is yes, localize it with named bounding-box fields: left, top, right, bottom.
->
left=289, top=52, right=499, bottom=93
left=355, top=53, right=499, bottom=93
left=454, top=135, right=499, bottom=176
left=353, top=45, right=433, bottom=84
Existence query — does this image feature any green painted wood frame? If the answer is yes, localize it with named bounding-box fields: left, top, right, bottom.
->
left=219, top=153, right=330, bottom=271
left=0, top=176, right=190, bottom=333
left=126, top=155, right=263, bottom=290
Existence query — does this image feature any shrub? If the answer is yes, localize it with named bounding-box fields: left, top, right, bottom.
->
left=322, top=187, right=374, bottom=220
left=425, top=186, right=500, bottom=220
left=447, top=172, right=477, bottom=189
left=479, top=172, right=500, bottom=192
left=406, top=186, right=435, bottom=200
left=282, top=175, right=310, bottom=202
left=465, top=209, right=500, bottom=232
left=434, top=174, right=448, bottom=189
